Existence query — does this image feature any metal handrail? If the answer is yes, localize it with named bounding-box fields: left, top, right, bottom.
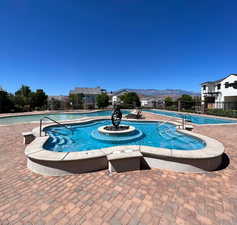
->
left=181, top=114, right=186, bottom=129
left=181, top=114, right=192, bottom=129
left=39, top=116, right=73, bottom=137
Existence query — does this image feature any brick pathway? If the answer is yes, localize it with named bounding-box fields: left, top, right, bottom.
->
left=0, top=112, right=237, bottom=225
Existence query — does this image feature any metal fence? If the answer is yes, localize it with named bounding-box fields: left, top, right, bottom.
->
left=204, top=102, right=237, bottom=110
left=151, top=100, right=237, bottom=117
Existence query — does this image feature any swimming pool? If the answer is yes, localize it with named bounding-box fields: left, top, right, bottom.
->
left=145, top=109, right=237, bottom=124
left=43, top=120, right=206, bottom=152
left=25, top=117, right=224, bottom=175
left=0, top=110, right=130, bottom=125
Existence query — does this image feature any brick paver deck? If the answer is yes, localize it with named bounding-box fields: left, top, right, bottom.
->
left=0, top=112, right=237, bottom=225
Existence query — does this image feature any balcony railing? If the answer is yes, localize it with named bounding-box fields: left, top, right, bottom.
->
left=203, top=91, right=220, bottom=96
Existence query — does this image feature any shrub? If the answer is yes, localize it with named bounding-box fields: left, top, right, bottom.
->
left=205, top=109, right=237, bottom=118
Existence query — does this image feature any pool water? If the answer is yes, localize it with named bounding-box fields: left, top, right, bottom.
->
left=0, top=110, right=130, bottom=125
left=145, top=109, right=237, bottom=125
left=43, top=120, right=206, bottom=152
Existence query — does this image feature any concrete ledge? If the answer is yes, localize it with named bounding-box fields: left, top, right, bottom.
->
left=64, top=150, right=106, bottom=161
left=107, top=150, right=142, bottom=161
left=185, top=125, right=194, bottom=131
left=108, top=158, right=141, bottom=173
left=107, top=150, right=142, bottom=173
left=98, top=125, right=136, bottom=135
left=22, top=132, right=35, bottom=145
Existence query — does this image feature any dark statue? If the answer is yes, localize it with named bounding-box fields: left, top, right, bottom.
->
left=111, top=106, right=122, bottom=129
left=103, top=106, right=129, bottom=131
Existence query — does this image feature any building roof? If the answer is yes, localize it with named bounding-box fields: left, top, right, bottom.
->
left=112, top=89, right=129, bottom=96
left=201, top=74, right=237, bottom=85
left=70, top=87, right=102, bottom=95
left=48, top=95, right=69, bottom=101
left=141, top=96, right=163, bottom=101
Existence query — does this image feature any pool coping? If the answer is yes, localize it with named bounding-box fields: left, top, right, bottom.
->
left=98, top=125, right=136, bottom=134
left=0, top=109, right=109, bottom=118
left=25, top=117, right=224, bottom=162
left=144, top=109, right=237, bottom=126
left=0, top=110, right=130, bottom=126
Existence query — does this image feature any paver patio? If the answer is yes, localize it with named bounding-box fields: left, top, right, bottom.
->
left=0, top=112, right=237, bottom=225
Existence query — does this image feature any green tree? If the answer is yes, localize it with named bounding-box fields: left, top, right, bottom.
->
left=96, top=93, right=109, bottom=109
left=120, top=92, right=141, bottom=108
left=164, top=96, right=173, bottom=107
left=0, top=90, right=14, bottom=113
left=31, top=89, right=48, bottom=110
left=69, top=93, right=84, bottom=109
left=178, top=94, right=193, bottom=102
left=48, top=98, right=61, bottom=110
left=15, top=85, right=32, bottom=97
left=14, top=85, right=33, bottom=111
left=178, top=94, right=193, bottom=110
left=0, top=85, right=49, bottom=113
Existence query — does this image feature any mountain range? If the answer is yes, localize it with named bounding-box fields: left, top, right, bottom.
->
left=115, top=89, right=200, bottom=98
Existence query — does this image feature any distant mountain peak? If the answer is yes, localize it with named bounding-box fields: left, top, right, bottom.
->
left=114, top=88, right=199, bottom=98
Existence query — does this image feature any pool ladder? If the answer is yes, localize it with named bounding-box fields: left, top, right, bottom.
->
left=181, top=114, right=192, bottom=129
left=39, top=116, right=73, bottom=137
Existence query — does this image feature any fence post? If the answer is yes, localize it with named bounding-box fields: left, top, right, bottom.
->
left=178, top=101, right=181, bottom=112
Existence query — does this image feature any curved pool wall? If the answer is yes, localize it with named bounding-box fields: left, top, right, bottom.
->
left=0, top=110, right=130, bottom=125
left=144, top=109, right=237, bottom=124
left=91, top=127, right=144, bottom=143
left=25, top=118, right=225, bottom=176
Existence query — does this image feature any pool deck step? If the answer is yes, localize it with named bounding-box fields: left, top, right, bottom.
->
left=107, top=150, right=142, bottom=174
left=22, top=132, right=35, bottom=145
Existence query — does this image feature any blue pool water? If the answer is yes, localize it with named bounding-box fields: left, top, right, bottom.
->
left=145, top=109, right=237, bottom=125
left=43, top=120, right=206, bottom=152
left=0, top=110, right=130, bottom=125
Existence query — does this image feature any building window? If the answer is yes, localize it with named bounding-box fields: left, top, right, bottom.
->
left=225, top=82, right=229, bottom=88
left=217, top=84, right=221, bottom=90
left=233, top=81, right=237, bottom=89
left=203, top=85, right=206, bottom=90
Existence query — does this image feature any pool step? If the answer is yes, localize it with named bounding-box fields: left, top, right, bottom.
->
left=58, top=137, right=66, bottom=145
left=159, top=128, right=200, bottom=149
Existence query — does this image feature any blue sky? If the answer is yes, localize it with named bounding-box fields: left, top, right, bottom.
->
left=0, top=0, right=236, bottom=95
